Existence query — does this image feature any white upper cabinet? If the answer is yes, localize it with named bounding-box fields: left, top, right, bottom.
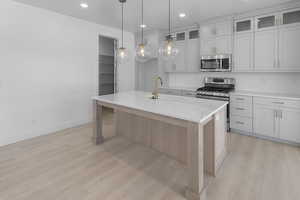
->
left=254, top=14, right=278, bottom=71
left=278, top=20, right=300, bottom=71
left=216, top=36, right=232, bottom=54
left=234, top=32, right=253, bottom=71
left=233, top=18, right=253, bottom=72
left=200, top=19, right=233, bottom=55
left=255, top=14, right=277, bottom=31
left=173, top=32, right=187, bottom=72
left=162, top=29, right=200, bottom=73
left=281, top=9, right=300, bottom=27
left=235, top=18, right=253, bottom=33
left=254, top=29, right=278, bottom=70
left=200, top=39, right=216, bottom=55
left=200, top=24, right=216, bottom=39
left=278, top=25, right=300, bottom=71
left=187, top=30, right=200, bottom=72
left=216, top=20, right=233, bottom=36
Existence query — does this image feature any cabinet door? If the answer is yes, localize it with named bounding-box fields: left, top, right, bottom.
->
left=234, top=33, right=253, bottom=71
left=281, top=9, right=300, bottom=26
left=235, top=18, right=253, bottom=33
left=216, top=36, right=232, bottom=54
left=200, top=24, right=216, bottom=39
left=254, top=29, right=277, bottom=70
left=200, top=39, right=216, bottom=55
left=255, top=14, right=276, bottom=31
left=187, top=38, right=200, bottom=72
left=216, top=20, right=233, bottom=36
left=279, top=108, right=300, bottom=143
left=173, top=40, right=186, bottom=72
left=278, top=25, right=300, bottom=71
left=253, top=105, right=277, bottom=138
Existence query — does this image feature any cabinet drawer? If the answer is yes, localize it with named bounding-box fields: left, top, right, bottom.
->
left=230, top=115, right=253, bottom=133
left=253, top=97, right=300, bottom=109
left=230, top=102, right=252, bottom=117
left=230, top=95, right=252, bottom=104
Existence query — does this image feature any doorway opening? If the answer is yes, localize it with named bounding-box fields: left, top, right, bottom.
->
left=98, top=35, right=118, bottom=95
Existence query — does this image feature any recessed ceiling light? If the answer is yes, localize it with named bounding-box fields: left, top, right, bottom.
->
left=80, top=3, right=89, bottom=8
left=179, top=13, right=186, bottom=18
left=140, top=24, right=147, bottom=28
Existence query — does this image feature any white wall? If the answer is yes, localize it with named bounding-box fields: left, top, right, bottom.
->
left=0, top=0, right=135, bottom=146
left=168, top=73, right=300, bottom=94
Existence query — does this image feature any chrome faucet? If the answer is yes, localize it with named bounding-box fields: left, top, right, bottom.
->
left=152, top=76, right=163, bottom=99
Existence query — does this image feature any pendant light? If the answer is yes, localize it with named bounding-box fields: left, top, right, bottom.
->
left=117, top=0, right=130, bottom=64
left=158, top=0, right=179, bottom=60
left=135, top=0, right=154, bottom=63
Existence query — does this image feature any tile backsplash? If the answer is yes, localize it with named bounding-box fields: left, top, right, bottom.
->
left=168, top=72, right=300, bottom=94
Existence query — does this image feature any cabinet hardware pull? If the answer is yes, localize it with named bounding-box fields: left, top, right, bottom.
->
left=236, top=108, right=245, bottom=110
left=279, top=110, right=282, bottom=119
left=236, top=98, right=244, bottom=101
left=236, top=121, right=244, bottom=125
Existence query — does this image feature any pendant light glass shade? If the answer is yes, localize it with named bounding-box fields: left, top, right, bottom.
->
left=117, top=47, right=130, bottom=64
left=136, top=42, right=155, bottom=63
left=158, top=36, right=178, bottom=60
left=158, top=0, right=178, bottom=61
left=117, top=0, right=129, bottom=64
left=135, top=0, right=154, bottom=63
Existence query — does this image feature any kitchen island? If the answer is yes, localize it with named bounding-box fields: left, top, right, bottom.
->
left=93, top=91, right=228, bottom=200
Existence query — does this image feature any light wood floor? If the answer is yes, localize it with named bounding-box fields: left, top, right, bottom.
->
left=0, top=109, right=300, bottom=200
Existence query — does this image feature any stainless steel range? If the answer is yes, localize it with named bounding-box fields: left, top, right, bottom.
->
left=196, top=77, right=235, bottom=130
left=196, top=77, right=235, bottom=101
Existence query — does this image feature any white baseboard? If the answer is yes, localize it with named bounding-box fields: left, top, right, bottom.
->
left=0, top=119, right=92, bottom=147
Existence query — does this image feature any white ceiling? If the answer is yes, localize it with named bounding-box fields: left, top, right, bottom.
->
left=14, top=0, right=297, bottom=32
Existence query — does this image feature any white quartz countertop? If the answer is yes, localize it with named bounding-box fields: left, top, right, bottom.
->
left=231, top=90, right=300, bottom=101
left=93, top=91, right=227, bottom=124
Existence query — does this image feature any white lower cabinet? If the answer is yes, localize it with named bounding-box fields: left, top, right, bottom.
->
left=253, top=104, right=278, bottom=138
left=230, top=94, right=253, bottom=134
left=230, top=115, right=253, bottom=133
left=279, top=108, right=300, bottom=143
left=231, top=93, right=300, bottom=145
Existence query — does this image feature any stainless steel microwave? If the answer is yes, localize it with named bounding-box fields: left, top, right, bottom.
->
left=200, top=54, right=232, bottom=72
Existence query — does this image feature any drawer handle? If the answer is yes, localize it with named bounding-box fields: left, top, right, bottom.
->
left=236, top=121, right=244, bottom=125
left=236, top=98, right=245, bottom=101
left=235, top=107, right=245, bottom=111
left=272, top=102, right=284, bottom=105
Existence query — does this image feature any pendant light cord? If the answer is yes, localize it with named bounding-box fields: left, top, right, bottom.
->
left=141, top=0, right=144, bottom=43
left=168, top=0, right=171, bottom=36
left=121, top=2, right=124, bottom=48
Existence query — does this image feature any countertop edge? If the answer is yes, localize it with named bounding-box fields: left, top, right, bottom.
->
left=230, top=91, right=300, bottom=101
left=93, top=92, right=228, bottom=124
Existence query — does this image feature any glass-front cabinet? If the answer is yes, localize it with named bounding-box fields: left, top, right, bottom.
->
left=255, top=14, right=277, bottom=31
left=234, top=18, right=253, bottom=33
left=282, top=9, right=300, bottom=26
left=252, top=8, right=300, bottom=32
